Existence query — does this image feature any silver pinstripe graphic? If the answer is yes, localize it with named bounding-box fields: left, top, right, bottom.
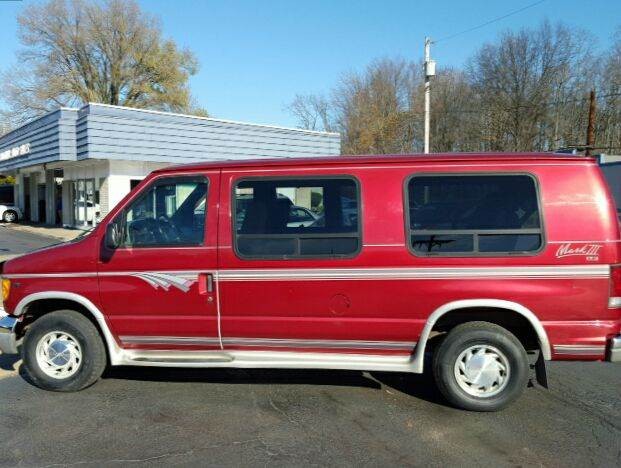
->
left=121, top=336, right=418, bottom=350
left=121, top=336, right=220, bottom=346
left=129, top=272, right=197, bottom=292
left=554, top=344, right=606, bottom=355
left=2, top=265, right=610, bottom=281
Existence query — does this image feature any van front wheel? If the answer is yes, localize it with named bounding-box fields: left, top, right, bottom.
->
left=432, top=321, right=529, bottom=411
left=22, top=310, right=107, bottom=392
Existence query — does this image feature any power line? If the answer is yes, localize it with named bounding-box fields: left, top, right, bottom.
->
left=434, top=0, right=547, bottom=44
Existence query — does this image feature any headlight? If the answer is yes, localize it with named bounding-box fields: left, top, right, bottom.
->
left=1, top=278, right=10, bottom=302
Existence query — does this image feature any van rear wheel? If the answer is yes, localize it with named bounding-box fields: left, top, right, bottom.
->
left=432, top=321, right=529, bottom=412
left=22, top=310, right=107, bottom=392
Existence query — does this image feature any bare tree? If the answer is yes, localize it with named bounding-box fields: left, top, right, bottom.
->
left=289, top=58, right=421, bottom=154
left=468, top=22, right=592, bottom=151
left=334, top=58, right=419, bottom=154
left=289, top=21, right=621, bottom=156
left=598, top=27, right=621, bottom=151
left=288, top=84, right=330, bottom=144
left=428, top=68, right=481, bottom=152
left=287, top=94, right=333, bottom=132
left=2, top=0, right=200, bottom=125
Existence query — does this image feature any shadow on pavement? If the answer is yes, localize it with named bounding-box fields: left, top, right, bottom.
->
left=4, top=357, right=449, bottom=407
left=371, top=370, right=446, bottom=405
left=104, top=366, right=383, bottom=390
left=103, top=365, right=447, bottom=405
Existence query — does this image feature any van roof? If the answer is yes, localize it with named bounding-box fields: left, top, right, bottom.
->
left=156, top=152, right=596, bottom=173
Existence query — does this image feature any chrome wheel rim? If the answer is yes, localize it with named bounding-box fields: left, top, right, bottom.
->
left=454, top=345, right=510, bottom=398
left=35, top=331, right=83, bottom=379
left=4, top=211, right=15, bottom=222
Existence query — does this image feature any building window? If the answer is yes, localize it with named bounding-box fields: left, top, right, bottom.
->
left=234, top=177, right=361, bottom=259
left=406, top=174, right=543, bottom=256
left=72, top=178, right=100, bottom=227
left=115, top=176, right=208, bottom=248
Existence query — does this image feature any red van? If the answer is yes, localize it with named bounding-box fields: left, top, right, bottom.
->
left=1, top=153, right=619, bottom=411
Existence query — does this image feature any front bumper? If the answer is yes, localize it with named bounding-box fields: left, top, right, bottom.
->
left=0, top=314, right=19, bottom=354
left=608, top=335, right=621, bottom=363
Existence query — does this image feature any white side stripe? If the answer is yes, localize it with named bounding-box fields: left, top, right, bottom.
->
left=217, top=265, right=610, bottom=281
left=1, top=270, right=202, bottom=280
left=2, top=265, right=609, bottom=281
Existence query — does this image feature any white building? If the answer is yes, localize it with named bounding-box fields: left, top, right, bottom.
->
left=0, top=103, right=340, bottom=228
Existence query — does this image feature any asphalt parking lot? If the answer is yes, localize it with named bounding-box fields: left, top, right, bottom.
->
left=1, top=354, right=620, bottom=467
left=0, top=224, right=71, bottom=262
left=1, top=226, right=620, bottom=467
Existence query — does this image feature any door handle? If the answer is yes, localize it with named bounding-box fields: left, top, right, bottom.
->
left=206, top=273, right=214, bottom=293
left=198, top=273, right=215, bottom=295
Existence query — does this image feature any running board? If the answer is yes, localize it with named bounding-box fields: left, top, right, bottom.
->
left=119, top=349, right=415, bottom=373
left=128, top=351, right=234, bottom=364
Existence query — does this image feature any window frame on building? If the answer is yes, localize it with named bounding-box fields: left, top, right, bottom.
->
left=72, top=178, right=100, bottom=228
left=232, top=175, right=363, bottom=260
left=403, top=172, right=545, bottom=257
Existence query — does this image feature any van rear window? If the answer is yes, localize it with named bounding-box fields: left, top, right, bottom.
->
left=233, top=177, right=360, bottom=259
left=406, top=174, right=542, bottom=255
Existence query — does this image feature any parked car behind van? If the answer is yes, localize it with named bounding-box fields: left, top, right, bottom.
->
left=0, top=153, right=619, bottom=411
left=0, top=203, right=21, bottom=223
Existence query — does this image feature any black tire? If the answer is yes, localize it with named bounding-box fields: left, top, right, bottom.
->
left=22, top=310, right=107, bottom=392
left=3, top=210, right=17, bottom=223
left=432, top=321, right=529, bottom=412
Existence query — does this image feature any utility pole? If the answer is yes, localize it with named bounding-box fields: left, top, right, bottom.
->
left=423, top=37, right=435, bottom=154
left=585, top=90, right=596, bottom=157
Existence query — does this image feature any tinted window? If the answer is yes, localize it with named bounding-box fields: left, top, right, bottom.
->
left=407, top=175, right=542, bottom=255
left=118, top=176, right=207, bottom=248
left=234, top=177, right=360, bottom=258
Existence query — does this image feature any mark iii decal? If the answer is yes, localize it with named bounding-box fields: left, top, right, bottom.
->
left=555, top=243, right=602, bottom=261
left=130, top=272, right=197, bottom=292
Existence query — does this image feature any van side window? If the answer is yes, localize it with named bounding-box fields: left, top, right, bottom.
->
left=118, top=176, right=208, bottom=248
left=406, top=174, right=542, bottom=255
left=234, top=177, right=360, bottom=259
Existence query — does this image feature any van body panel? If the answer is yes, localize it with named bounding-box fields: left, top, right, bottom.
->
left=1, top=153, right=620, bottom=369
left=1, top=235, right=102, bottom=316
left=214, top=160, right=617, bottom=359
left=96, top=170, right=221, bottom=344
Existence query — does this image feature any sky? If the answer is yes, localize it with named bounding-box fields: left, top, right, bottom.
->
left=0, top=0, right=619, bottom=128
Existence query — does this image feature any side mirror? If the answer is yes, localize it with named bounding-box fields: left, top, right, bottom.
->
left=105, top=222, right=122, bottom=249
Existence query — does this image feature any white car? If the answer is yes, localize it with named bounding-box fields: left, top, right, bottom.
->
left=0, top=204, right=22, bottom=223
left=287, top=206, right=319, bottom=227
